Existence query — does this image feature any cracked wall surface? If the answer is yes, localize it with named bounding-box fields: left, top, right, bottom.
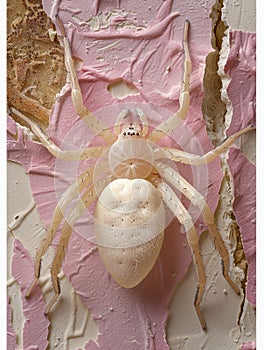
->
left=7, top=0, right=66, bottom=125
left=7, top=0, right=255, bottom=349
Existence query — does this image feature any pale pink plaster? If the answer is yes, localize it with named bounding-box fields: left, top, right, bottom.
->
left=11, top=239, right=50, bottom=350
left=226, top=31, right=256, bottom=133
left=240, top=340, right=256, bottom=350
left=7, top=2, right=255, bottom=349
left=225, top=31, right=256, bottom=306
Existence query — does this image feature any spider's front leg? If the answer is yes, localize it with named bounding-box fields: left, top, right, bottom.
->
left=55, top=15, right=115, bottom=144
left=156, top=180, right=207, bottom=329
left=10, top=107, right=107, bottom=161
left=149, top=20, right=191, bottom=143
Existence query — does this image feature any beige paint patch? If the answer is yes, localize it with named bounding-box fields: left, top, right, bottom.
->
left=107, top=79, right=139, bottom=99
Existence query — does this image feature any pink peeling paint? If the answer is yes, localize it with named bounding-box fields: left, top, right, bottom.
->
left=7, top=2, right=255, bottom=350
left=240, top=340, right=256, bottom=350
left=11, top=239, right=50, bottom=350
left=225, top=31, right=256, bottom=306
left=226, top=31, right=256, bottom=134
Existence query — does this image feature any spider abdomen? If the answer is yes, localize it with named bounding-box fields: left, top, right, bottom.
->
left=98, top=236, right=164, bottom=288
left=108, top=139, right=154, bottom=179
left=95, top=178, right=165, bottom=288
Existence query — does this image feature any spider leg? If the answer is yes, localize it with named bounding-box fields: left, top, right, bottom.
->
left=55, top=15, right=115, bottom=144
left=25, top=166, right=95, bottom=298
left=45, top=184, right=97, bottom=314
left=148, top=20, right=191, bottom=143
left=154, top=125, right=255, bottom=165
left=157, top=161, right=240, bottom=294
left=155, top=179, right=207, bottom=329
left=10, top=107, right=107, bottom=161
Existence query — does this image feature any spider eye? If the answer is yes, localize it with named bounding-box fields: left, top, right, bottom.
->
left=123, top=132, right=126, bottom=135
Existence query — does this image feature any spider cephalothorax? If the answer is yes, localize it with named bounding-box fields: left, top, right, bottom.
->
left=10, top=18, right=254, bottom=330
left=109, top=118, right=155, bottom=179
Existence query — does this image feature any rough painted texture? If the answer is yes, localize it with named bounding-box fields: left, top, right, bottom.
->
left=7, top=0, right=219, bottom=347
left=225, top=30, right=256, bottom=306
left=11, top=239, right=50, bottom=350
left=240, top=340, right=256, bottom=350
left=7, top=297, right=17, bottom=349
left=226, top=31, right=256, bottom=134
left=7, top=1, right=255, bottom=349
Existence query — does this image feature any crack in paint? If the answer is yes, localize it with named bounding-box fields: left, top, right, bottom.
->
left=202, top=0, right=228, bottom=145
left=207, top=0, right=255, bottom=336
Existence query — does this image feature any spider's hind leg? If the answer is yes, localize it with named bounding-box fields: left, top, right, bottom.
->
left=44, top=221, right=71, bottom=315
left=157, top=162, right=241, bottom=296
left=25, top=167, right=95, bottom=300
left=156, top=180, right=207, bottom=329
left=203, top=205, right=240, bottom=295
left=44, top=184, right=97, bottom=314
left=25, top=209, right=64, bottom=299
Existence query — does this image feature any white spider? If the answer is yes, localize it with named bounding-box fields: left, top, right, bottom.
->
left=10, top=18, right=253, bottom=330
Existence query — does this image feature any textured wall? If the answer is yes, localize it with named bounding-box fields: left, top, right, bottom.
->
left=7, top=1, right=255, bottom=349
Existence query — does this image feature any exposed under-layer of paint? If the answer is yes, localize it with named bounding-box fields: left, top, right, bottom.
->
left=225, top=30, right=256, bottom=306
left=12, top=239, right=50, bottom=350
left=7, top=1, right=255, bottom=349
left=240, top=340, right=256, bottom=350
